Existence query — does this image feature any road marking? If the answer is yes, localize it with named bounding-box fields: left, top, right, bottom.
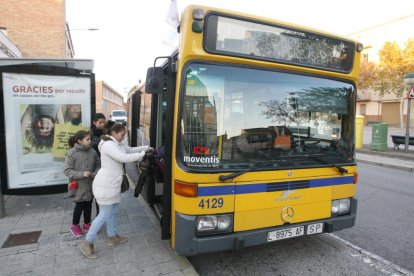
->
left=329, top=234, right=413, bottom=276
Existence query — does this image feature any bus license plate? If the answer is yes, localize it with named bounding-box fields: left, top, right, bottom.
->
left=267, top=226, right=304, bottom=242
left=306, top=223, right=323, bottom=235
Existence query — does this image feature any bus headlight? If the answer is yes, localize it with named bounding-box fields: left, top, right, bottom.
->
left=196, top=214, right=233, bottom=235
left=331, top=198, right=351, bottom=216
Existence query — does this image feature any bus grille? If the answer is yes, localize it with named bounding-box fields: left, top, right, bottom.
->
left=266, top=180, right=310, bottom=192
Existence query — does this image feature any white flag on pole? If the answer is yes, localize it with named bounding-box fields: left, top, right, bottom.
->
left=166, top=0, right=180, bottom=29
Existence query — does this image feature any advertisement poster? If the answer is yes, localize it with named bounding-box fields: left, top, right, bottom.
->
left=2, top=73, right=91, bottom=189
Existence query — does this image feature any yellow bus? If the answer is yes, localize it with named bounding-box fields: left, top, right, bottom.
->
left=128, top=5, right=362, bottom=256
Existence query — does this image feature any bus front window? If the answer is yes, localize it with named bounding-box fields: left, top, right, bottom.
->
left=179, top=63, right=356, bottom=171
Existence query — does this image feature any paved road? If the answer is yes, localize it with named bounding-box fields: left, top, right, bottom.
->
left=336, top=162, right=414, bottom=272
left=188, top=233, right=407, bottom=276
left=188, top=162, right=414, bottom=276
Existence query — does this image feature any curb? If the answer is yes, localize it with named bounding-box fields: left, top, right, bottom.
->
left=356, top=149, right=414, bottom=161
left=356, top=158, right=414, bottom=173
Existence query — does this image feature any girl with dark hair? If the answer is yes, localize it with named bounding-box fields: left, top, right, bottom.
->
left=103, top=119, right=115, bottom=134
left=91, top=113, right=106, bottom=157
left=64, top=130, right=101, bottom=238
left=79, top=123, right=149, bottom=259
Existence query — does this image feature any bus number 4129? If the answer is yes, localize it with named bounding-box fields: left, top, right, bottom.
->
left=198, top=198, right=224, bottom=209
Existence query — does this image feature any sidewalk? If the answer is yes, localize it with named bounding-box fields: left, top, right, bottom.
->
left=356, top=125, right=414, bottom=172
left=0, top=188, right=197, bottom=275
left=356, top=150, right=414, bottom=172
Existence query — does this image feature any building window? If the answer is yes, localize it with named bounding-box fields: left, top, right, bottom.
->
left=102, top=99, right=107, bottom=111
left=360, top=104, right=366, bottom=115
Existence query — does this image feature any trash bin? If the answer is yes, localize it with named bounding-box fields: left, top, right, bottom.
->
left=371, top=123, right=388, bottom=151
left=355, top=115, right=365, bottom=149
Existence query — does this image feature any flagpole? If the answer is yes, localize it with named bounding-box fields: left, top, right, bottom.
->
left=166, top=0, right=180, bottom=29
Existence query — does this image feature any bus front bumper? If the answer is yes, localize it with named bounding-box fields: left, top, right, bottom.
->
left=175, top=198, right=357, bottom=256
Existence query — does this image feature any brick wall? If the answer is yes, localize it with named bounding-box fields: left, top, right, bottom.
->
left=0, top=0, right=66, bottom=57
left=95, top=80, right=103, bottom=114
left=95, top=81, right=125, bottom=119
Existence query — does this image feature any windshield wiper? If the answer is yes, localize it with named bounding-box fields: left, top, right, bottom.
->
left=311, top=155, right=348, bottom=174
left=218, top=161, right=274, bottom=182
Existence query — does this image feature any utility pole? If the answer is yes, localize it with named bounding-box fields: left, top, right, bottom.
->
left=403, top=73, right=414, bottom=152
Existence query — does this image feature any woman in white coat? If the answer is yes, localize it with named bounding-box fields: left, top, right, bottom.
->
left=79, top=123, right=148, bottom=259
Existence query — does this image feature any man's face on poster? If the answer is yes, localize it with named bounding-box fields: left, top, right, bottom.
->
left=69, top=105, right=81, bottom=119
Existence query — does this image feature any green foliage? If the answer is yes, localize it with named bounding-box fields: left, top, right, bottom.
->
left=404, top=38, right=414, bottom=73
left=358, top=59, right=377, bottom=90
left=358, top=39, right=414, bottom=97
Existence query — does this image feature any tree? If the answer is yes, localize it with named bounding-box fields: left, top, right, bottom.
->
left=365, top=39, right=414, bottom=97
left=372, top=42, right=405, bottom=97
left=358, top=58, right=377, bottom=90
left=403, top=38, right=414, bottom=75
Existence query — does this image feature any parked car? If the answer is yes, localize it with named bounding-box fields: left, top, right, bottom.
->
left=110, top=110, right=127, bottom=125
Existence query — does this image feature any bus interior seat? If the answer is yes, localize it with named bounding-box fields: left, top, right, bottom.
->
left=242, top=128, right=275, bottom=144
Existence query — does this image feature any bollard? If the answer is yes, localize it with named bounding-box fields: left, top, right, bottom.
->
left=355, top=115, right=365, bottom=149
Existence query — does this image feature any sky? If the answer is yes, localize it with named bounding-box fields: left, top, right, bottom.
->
left=66, top=0, right=414, bottom=97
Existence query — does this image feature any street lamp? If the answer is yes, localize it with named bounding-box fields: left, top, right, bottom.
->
left=403, top=72, right=414, bottom=152
left=65, top=25, right=99, bottom=58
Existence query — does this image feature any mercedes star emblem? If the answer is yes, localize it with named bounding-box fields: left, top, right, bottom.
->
left=281, top=206, right=294, bottom=222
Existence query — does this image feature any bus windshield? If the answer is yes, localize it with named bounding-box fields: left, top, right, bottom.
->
left=179, top=63, right=355, bottom=170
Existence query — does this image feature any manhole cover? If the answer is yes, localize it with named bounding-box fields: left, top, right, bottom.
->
left=1, top=231, right=42, bottom=248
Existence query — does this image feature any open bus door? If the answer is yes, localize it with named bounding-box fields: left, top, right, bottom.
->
left=142, top=54, right=177, bottom=240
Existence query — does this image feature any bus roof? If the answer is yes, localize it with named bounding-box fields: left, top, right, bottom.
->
left=183, top=5, right=360, bottom=45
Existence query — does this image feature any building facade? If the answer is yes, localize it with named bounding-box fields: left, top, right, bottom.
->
left=0, top=0, right=73, bottom=58
left=356, top=90, right=414, bottom=127
left=0, top=0, right=125, bottom=117
left=95, top=81, right=125, bottom=119
left=349, top=14, right=414, bottom=126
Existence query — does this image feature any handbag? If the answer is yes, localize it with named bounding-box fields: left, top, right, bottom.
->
left=68, top=179, right=78, bottom=198
left=134, top=158, right=150, bottom=197
left=121, top=164, right=129, bottom=193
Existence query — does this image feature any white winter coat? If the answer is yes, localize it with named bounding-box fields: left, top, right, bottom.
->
left=93, top=136, right=148, bottom=205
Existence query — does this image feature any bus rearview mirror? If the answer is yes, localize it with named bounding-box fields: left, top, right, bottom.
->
left=145, top=67, right=165, bottom=94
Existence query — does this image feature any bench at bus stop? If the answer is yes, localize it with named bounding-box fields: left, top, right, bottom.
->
left=391, top=135, right=414, bottom=150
